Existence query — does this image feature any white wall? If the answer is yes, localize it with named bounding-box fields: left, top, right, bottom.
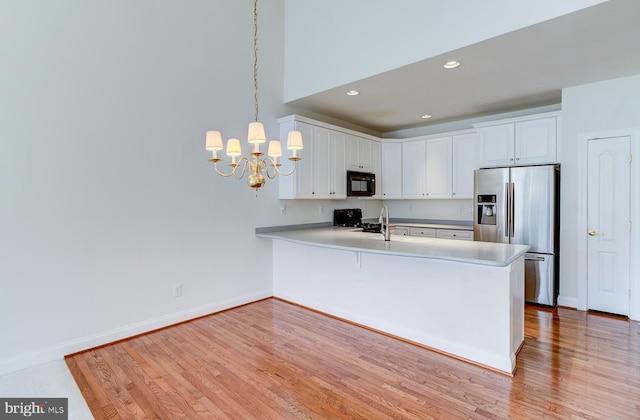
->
left=384, top=200, right=473, bottom=222
left=558, top=74, right=640, bottom=307
left=0, top=0, right=381, bottom=376
left=283, top=0, right=606, bottom=102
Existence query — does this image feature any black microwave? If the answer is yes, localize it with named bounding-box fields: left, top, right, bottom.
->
left=347, top=171, right=375, bottom=197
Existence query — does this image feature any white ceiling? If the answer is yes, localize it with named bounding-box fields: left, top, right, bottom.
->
left=285, top=0, right=640, bottom=134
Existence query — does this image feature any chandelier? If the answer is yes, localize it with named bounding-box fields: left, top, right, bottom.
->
left=205, top=0, right=302, bottom=195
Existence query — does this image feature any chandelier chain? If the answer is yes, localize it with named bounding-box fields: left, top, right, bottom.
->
left=253, top=0, right=259, bottom=122
left=206, top=0, right=301, bottom=194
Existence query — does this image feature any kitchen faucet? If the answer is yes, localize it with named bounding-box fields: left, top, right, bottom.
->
left=378, top=205, right=391, bottom=241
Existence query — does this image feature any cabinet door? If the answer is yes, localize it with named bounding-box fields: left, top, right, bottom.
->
left=436, top=229, right=473, bottom=241
left=393, top=227, right=409, bottom=236
left=370, top=141, right=382, bottom=198
left=279, top=121, right=314, bottom=199
left=425, top=136, right=452, bottom=198
left=452, top=133, right=477, bottom=199
left=402, top=140, right=426, bottom=199
left=358, top=139, right=373, bottom=171
left=346, top=135, right=360, bottom=170
left=332, top=131, right=347, bottom=198
left=477, top=124, right=515, bottom=167
left=515, top=117, right=556, bottom=165
left=409, top=227, right=436, bottom=237
left=347, top=135, right=373, bottom=171
left=381, top=143, right=402, bottom=199
left=313, top=126, right=332, bottom=199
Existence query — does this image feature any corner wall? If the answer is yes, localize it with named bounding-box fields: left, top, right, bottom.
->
left=558, top=74, right=640, bottom=308
left=0, top=0, right=368, bottom=376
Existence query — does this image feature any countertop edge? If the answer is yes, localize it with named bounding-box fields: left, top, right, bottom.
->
left=257, top=229, right=529, bottom=267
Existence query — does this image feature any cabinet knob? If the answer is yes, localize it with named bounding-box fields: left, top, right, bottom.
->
left=510, top=158, right=514, bottom=161
left=516, top=157, right=520, bottom=161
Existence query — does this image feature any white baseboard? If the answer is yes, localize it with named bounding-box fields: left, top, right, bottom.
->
left=557, top=295, right=578, bottom=309
left=0, top=291, right=272, bottom=377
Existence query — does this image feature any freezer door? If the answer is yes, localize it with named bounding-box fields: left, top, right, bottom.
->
left=510, top=165, right=557, bottom=253
left=473, top=168, right=509, bottom=244
left=524, top=253, right=556, bottom=305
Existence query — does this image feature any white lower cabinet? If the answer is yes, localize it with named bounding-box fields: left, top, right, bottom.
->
left=393, top=225, right=473, bottom=241
left=392, top=227, right=409, bottom=236
left=436, top=229, right=474, bottom=241
left=409, top=227, right=436, bottom=237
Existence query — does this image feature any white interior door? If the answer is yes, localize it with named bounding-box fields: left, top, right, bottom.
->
left=587, top=136, right=631, bottom=316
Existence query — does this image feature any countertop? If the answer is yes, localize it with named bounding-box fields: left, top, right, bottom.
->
left=257, top=227, right=529, bottom=267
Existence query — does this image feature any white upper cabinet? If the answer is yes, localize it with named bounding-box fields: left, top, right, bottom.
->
left=381, top=142, right=402, bottom=199
left=475, top=113, right=559, bottom=168
left=402, top=131, right=478, bottom=200
left=278, top=120, right=315, bottom=199
left=314, top=127, right=346, bottom=199
left=515, top=117, right=557, bottom=165
left=452, top=132, right=477, bottom=199
left=347, top=135, right=374, bottom=172
left=425, top=136, right=452, bottom=199
left=278, top=115, right=379, bottom=200
left=370, top=140, right=382, bottom=199
left=402, top=139, right=426, bottom=198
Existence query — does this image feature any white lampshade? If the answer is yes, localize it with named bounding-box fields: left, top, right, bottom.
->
left=205, top=131, right=224, bottom=151
left=247, top=122, right=266, bottom=144
left=287, top=131, right=303, bottom=150
left=226, top=138, right=242, bottom=156
left=267, top=140, right=283, bottom=157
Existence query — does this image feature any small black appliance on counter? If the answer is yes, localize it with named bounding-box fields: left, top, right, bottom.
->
left=333, top=208, right=381, bottom=233
left=333, top=208, right=362, bottom=227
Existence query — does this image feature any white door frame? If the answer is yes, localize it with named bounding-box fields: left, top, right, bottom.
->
left=577, top=127, right=640, bottom=320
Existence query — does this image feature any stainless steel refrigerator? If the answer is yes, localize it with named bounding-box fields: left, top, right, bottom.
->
left=473, top=165, right=560, bottom=306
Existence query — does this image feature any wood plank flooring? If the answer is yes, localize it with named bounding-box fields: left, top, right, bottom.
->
left=66, top=298, right=640, bottom=419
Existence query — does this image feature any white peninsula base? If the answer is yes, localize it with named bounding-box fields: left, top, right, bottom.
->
left=271, top=239, right=525, bottom=375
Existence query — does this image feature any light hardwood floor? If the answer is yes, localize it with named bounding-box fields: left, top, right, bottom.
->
left=66, top=298, right=640, bottom=419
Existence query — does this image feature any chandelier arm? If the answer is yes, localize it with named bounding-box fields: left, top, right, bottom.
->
left=261, top=158, right=278, bottom=179
left=212, top=161, right=240, bottom=178
left=211, top=158, right=248, bottom=178
left=271, top=158, right=299, bottom=177
left=232, top=158, right=251, bottom=180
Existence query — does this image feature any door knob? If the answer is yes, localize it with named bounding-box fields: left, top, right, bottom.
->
left=588, top=230, right=601, bottom=236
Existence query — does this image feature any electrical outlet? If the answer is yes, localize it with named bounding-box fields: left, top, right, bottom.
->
left=173, top=284, right=182, bottom=298
left=319, top=205, right=323, bottom=214
left=280, top=204, right=286, bottom=215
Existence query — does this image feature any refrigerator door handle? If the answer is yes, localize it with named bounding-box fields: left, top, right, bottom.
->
left=525, top=256, right=546, bottom=262
left=504, top=182, right=510, bottom=238
left=510, top=182, right=515, bottom=237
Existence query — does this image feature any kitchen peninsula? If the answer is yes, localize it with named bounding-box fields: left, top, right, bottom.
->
left=258, top=227, right=529, bottom=374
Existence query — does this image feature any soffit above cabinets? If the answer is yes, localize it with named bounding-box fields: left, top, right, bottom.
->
left=286, top=0, right=640, bottom=134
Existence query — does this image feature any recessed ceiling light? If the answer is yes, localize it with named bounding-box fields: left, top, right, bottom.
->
left=346, top=90, right=359, bottom=96
left=443, top=60, right=461, bottom=69
left=421, top=114, right=432, bottom=119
